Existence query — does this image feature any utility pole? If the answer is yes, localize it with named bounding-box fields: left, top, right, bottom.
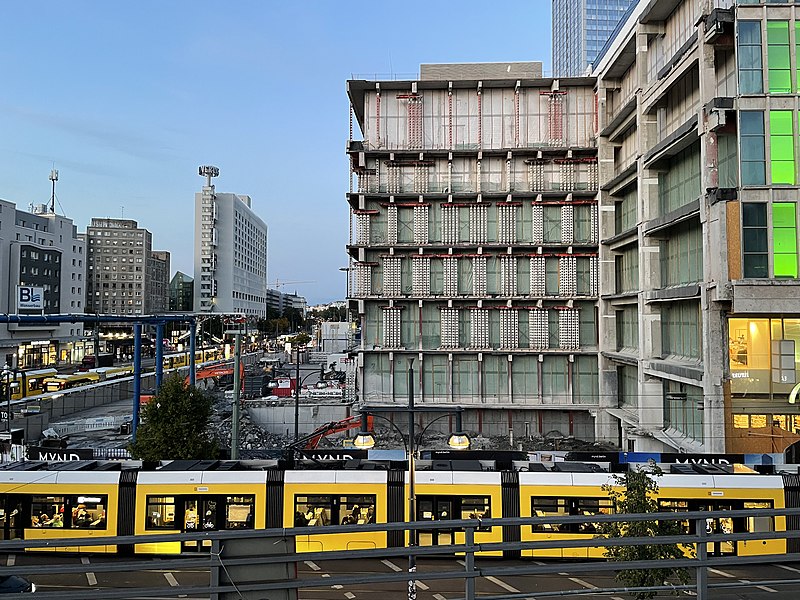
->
left=232, top=332, right=242, bottom=460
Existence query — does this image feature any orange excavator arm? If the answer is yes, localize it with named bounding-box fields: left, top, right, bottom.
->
left=300, top=415, right=374, bottom=450
left=185, top=361, right=245, bottom=385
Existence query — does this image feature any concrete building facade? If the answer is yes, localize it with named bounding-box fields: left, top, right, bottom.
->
left=346, top=63, right=601, bottom=439
left=552, top=0, right=637, bottom=77
left=194, top=176, right=269, bottom=317
left=169, top=271, right=194, bottom=312
left=0, top=201, right=86, bottom=367
left=593, top=0, right=800, bottom=455
left=85, top=218, right=168, bottom=316
left=148, top=250, right=170, bottom=314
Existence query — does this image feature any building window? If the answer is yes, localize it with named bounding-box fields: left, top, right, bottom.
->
left=738, top=21, right=763, bottom=94
left=742, top=203, right=768, bottom=277
left=773, top=202, right=798, bottom=277
left=661, top=300, right=701, bottom=360
left=770, top=111, right=795, bottom=184
left=740, top=111, right=766, bottom=186
left=767, top=21, right=791, bottom=93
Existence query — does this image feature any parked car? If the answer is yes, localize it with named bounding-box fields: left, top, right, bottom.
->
left=0, top=575, right=35, bottom=593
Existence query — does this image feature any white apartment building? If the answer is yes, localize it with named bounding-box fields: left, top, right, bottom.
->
left=194, top=171, right=269, bottom=317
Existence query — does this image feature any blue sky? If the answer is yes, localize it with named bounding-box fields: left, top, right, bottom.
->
left=1, top=1, right=551, bottom=305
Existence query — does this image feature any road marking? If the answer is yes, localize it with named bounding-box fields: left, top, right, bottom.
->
left=708, top=568, right=736, bottom=578
left=322, top=573, right=330, bottom=578
left=305, top=560, right=321, bottom=571
left=332, top=584, right=343, bottom=589
left=486, top=575, right=520, bottom=593
left=778, top=564, right=800, bottom=574
left=382, top=559, right=402, bottom=572
left=81, top=556, right=97, bottom=586
left=569, top=577, right=598, bottom=589
left=739, top=579, right=778, bottom=593
left=5, top=555, right=14, bottom=566
left=345, top=593, right=356, bottom=599
left=434, top=595, right=448, bottom=600
left=164, top=572, right=179, bottom=587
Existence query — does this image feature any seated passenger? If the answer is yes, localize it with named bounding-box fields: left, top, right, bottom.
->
left=30, top=515, right=40, bottom=528
left=91, top=511, right=106, bottom=528
left=51, top=514, right=64, bottom=528
left=75, top=507, right=91, bottom=528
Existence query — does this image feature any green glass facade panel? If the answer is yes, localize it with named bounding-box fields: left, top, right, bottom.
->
left=769, top=111, right=795, bottom=184
left=767, top=21, right=792, bottom=93
left=773, top=202, right=798, bottom=277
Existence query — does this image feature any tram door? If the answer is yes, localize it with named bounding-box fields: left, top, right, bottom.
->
left=698, top=503, right=736, bottom=557
left=0, top=496, right=23, bottom=541
left=181, top=497, right=219, bottom=552
left=417, top=497, right=454, bottom=547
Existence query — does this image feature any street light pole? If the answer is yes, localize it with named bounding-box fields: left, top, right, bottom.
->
left=407, top=358, right=416, bottom=600
left=4, top=368, right=11, bottom=433
left=294, top=349, right=300, bottom=443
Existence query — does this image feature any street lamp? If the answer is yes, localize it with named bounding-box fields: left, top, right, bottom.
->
left=1, top=365, right=18, bottom=433
left=352, top=359, right=470, bottom=600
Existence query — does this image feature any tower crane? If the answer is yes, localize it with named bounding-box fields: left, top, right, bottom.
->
left=269, top=279, right=316, bottom=290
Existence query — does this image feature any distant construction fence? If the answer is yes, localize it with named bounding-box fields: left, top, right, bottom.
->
left=49, top=415, right=131, bottom=436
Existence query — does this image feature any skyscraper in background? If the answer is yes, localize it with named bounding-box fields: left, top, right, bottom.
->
left=552, top=0, right=637, bottom=77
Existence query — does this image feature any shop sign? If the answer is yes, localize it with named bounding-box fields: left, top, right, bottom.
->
left=16, top=286, right=44, bottom=310
left=27, top=446, right=94, bottom=461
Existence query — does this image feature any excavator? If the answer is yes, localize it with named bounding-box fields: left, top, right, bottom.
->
left=291, top=414, right=373, bottom=450
left=185, top=362, right=245, bottom=390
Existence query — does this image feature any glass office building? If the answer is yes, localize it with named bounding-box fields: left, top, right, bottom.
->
left=552, top=0, right=637, bottom=77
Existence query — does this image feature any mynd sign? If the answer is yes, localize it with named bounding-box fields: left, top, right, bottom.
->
left=17, top=286, right=43, bottom=310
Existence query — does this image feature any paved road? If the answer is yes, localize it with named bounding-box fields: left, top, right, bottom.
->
left=7, top=552, right=800, bottom=599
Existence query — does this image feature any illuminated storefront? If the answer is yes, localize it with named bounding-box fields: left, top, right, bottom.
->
left=728, top=317, right=800, bottom=439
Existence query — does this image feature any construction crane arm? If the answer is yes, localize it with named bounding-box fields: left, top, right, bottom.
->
left=289, top=415, right=373, bottom=451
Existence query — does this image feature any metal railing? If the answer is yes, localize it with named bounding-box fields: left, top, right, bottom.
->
left=2, top=507, right=800, bottom=599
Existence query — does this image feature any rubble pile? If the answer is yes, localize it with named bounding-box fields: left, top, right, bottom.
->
left=208, top=389, right=616, bottom=455
left=209, top=395, right=288, bottom=451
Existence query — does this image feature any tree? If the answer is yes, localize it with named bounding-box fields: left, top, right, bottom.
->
left=291, top=332, right=311, bottom=346
left=129, top=374, right=218, bottom=461
left=597, top=463, right=691, bottom=599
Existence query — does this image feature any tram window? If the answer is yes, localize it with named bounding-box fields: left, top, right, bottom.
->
left=226, top=496, right=254, bottom=529
left=338, top=495, right=376, bottom=525
left=68, top=495, right=107, bottom=529
left=659, top=500, right=690, bottom=533
left=576, top=498, right=613, bottom=533
left=146, top=496, right=176, bottom=530
left=745, top=501, right=774, bottom=532
left=30, top=496, right=64, bottom=528
left=460, top=496, right=491, bottom=531
left=295, top=495, right=333, bottom=527
left=531, top=497, right=567, bottom=532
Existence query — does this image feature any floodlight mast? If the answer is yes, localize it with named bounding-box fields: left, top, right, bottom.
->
left=198, top=165, right=220, bottom=187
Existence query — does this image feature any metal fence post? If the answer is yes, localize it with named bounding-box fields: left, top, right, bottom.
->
left=464, top=525, right=476, bottom=600
left=696, top=515, right=708, bottom=600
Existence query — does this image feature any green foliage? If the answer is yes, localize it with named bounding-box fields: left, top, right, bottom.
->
left=291, top=332, right=311, bottom=346
left=309, top=305, right=348, bottom=322
left=129, top=374, right=218, bottom=461
left=598, top=463, right=691, bottom=599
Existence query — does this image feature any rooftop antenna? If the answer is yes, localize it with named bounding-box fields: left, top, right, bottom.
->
left=121, top=206, right=125, bottom=218
left=198, top=165, right=220, bottom=187
left=48, top=169, right=59, bottom=213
